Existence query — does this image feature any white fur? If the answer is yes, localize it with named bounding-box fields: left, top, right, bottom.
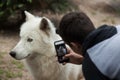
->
left=10, top=11, right=84, bottom=80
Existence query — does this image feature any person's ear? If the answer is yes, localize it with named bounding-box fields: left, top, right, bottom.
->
left=70, top=42, right=82, bottom=54
left=70, top=42, right=82, bottom=51
left=70, top=42, right=78, bottom=49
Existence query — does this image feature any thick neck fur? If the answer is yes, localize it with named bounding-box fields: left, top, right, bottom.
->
left=25, top=52, right=65, bottom=80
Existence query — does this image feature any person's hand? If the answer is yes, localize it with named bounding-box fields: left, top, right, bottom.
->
left=63, top=47, right=84, bottom=65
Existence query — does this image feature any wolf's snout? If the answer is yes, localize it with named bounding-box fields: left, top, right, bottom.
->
left=9, top=51, right=16, bottom=58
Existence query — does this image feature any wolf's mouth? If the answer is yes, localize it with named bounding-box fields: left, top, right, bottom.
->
left=14, top=53, right=31, bottom=60
left=23, top=53, right=31, bottom=59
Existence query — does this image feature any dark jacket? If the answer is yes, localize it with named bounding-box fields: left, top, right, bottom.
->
left=82, top=25, right=120, bottom=80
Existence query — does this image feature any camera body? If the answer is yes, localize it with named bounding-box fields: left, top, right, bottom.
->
left=54, top=40, right=69, bottom=63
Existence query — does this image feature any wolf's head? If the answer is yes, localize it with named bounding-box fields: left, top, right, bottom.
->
left=9, top=11, right=61, bottom=60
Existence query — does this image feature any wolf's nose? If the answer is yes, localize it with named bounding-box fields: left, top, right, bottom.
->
left=9, top=51, right=16, bottom=58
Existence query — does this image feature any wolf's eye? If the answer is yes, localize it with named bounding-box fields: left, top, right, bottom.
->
left=27, top=38, right=33, bottom=42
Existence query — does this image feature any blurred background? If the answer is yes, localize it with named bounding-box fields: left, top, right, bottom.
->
left=0, top=0, right=120, bottom=80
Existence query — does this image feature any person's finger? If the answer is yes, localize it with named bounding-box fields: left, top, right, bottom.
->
left=64, top=53, right=72, bottom=58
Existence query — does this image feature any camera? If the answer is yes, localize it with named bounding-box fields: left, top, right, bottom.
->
left=54, top=40, right=69, bottom=63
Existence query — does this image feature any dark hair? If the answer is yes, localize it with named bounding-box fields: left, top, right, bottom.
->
left=57, top=11, right=95, bottom=44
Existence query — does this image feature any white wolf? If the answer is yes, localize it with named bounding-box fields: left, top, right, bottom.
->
left=9, top=11, right=84, bottom=80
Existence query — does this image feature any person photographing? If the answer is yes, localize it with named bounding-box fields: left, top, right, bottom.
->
left=56, top=11, right=120, bottom=80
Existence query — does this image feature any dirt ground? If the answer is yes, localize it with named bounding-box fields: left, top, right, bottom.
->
left=0, top=0, right=120, bottom=80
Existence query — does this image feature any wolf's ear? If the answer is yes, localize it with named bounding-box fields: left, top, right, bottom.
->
left=40, top=18, right=50, bottom=31
left=24, top=11, right=35, bottom=21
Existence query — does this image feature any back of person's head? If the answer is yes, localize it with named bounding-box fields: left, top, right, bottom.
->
left=57, top=11, right=95, bottom=44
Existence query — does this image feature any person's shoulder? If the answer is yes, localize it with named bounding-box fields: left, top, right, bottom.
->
left=82, top=24, right=117, bottom=54
left=94, top=24, right=117, bottom=36
left=97, top=24, right=115, bottom=30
